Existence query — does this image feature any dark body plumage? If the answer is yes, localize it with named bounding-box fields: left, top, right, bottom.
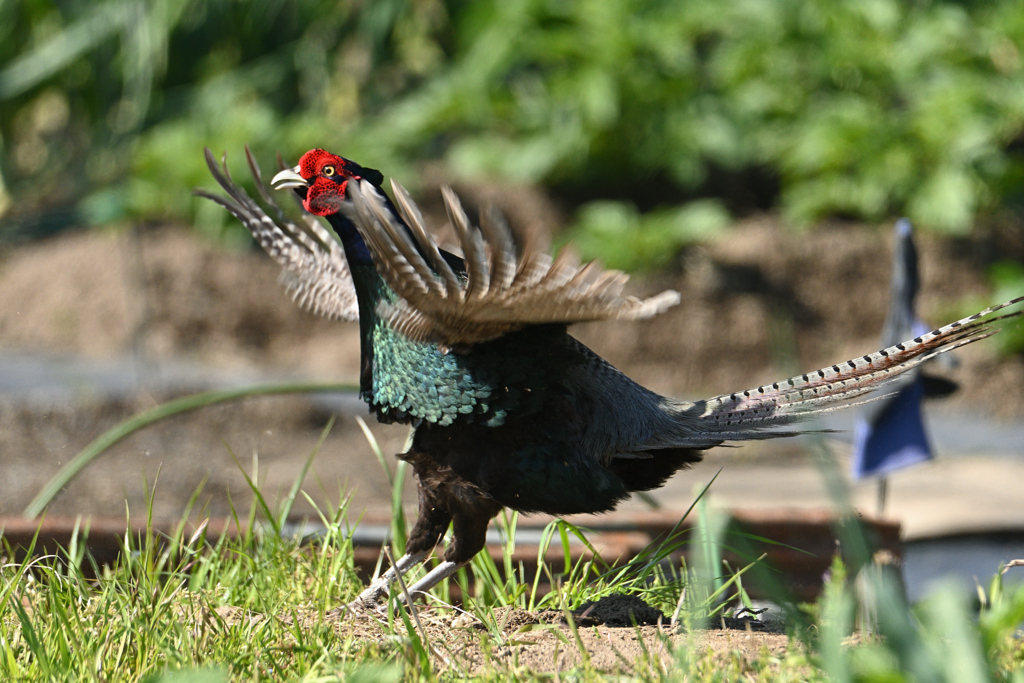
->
left=299, top=189, right=703, bottom=582
left=197, top=147, right=1024, bottom=608
left=340, top=224, right=700, bottom=527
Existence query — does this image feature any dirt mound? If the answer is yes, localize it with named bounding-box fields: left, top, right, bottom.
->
left=485, top=593, right=667, bottom=630
left=0, top=227, right=359, bottom=375
left=576, top=593, right=666, bottom=626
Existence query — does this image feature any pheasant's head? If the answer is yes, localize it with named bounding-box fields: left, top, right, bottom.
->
left=271, top=149, right=384, bottom=216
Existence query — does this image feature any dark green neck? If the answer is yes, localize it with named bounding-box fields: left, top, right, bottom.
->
left=325, top=212, right=374, bottom=267
left=322, top=212, right=390, bottom=396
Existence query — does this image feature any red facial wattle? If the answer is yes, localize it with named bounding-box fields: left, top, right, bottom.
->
left=296, top=148, right=353, bottom=216
left=304, top=177, right=349, bottom=216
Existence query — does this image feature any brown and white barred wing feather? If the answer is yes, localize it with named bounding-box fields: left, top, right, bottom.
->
left=345, top=178, right=680, bottom=345
left=669, top=296, right=1024, bottom=446
left=195, top=148, right=359, bottom=322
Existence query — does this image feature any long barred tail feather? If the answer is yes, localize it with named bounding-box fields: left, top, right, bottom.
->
left=680, top=295, right=1024, bottom=443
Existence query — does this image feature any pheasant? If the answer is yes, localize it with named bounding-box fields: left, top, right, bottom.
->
left=196, top=147, right=1023, bottom=612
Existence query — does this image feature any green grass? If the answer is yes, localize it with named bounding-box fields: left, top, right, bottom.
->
left=4, top=417, right=1024, bottom=681
left=0, top=506, right=786, bottom=680
left=0, top=462, right=766, bottom=681
left=5, top=469, right=1024, bottom=681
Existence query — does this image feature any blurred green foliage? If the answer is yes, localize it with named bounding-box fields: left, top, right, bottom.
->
left=3, top=0, right=1024, bottom=262
left=989, top=261, right=1024, bottom=353
left=814, top=555, right=1024, bottom=683
left=566, top=199, right=728, bottom=271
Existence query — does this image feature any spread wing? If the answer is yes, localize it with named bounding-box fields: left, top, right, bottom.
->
left=344, top=178, right=681, bottom=345
left=194, top=147, right=359, bottom=322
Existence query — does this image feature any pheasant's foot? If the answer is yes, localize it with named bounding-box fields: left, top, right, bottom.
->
left=326, top=551, right=430, bottom=618
left=326, top=596, right=386, bottom=619
left=357, top=577, right=391, bottom=606
left=325, top=583, right=389, bottom=619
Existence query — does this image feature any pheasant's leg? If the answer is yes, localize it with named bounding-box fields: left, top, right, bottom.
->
left=337, top=468, right=452, bottom=614
left=402, top=560, right=467, bottom=599
left=400, top=505, right=494, bottom=603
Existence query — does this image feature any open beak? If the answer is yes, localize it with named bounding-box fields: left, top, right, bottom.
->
left=271, top=166, right=308, bottom=190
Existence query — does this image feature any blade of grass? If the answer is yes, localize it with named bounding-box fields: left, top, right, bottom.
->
left=277, top=416, right=336, bottom=530
left=726, top=529, right=817, bottom=556
left=529, top=521, right=560, bottom=611
left=355, top=416, right=391, bottom=487
left=227, top=445, right=279, bottom=536
left=384, top=547, right=428, bottom=650
left=599, top=468, right=722, bottom=587
left=23, top=381, right=358, bottom=518
left=10, top=596, right=51, bottom=677
left=560, top=601, right=591, bottom=668
left=696, top=495, right=726, bottom=596
left=702, top=553, right=766, bottom=620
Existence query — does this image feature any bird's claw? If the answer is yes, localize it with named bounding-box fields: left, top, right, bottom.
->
left=328, top=585, right=392, bottom=619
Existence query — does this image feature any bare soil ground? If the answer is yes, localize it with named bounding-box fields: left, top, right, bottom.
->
left=215, top=593, right=793, bottom=675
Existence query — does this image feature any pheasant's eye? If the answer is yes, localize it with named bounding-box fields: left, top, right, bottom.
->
left=322, top=165, right=336, bottom=177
